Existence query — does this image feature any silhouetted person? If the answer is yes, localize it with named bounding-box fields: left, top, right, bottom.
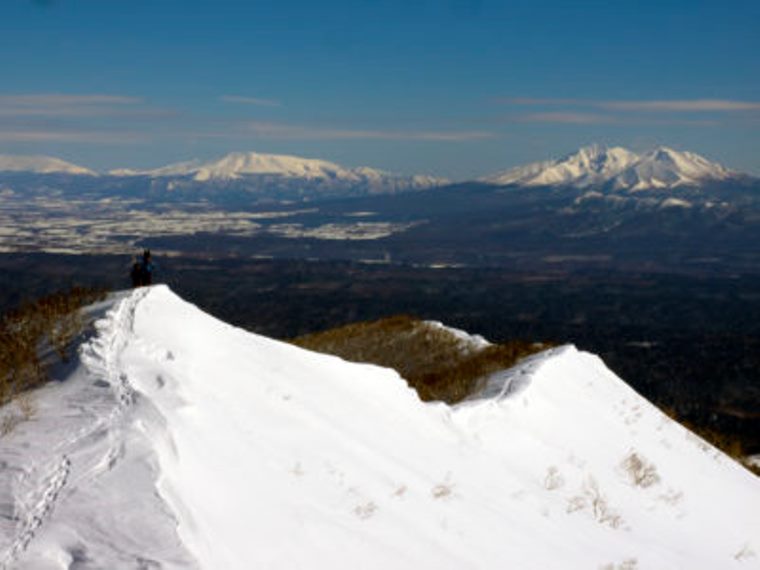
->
left=140, top=249, right=154, bottom=285
left=130, top=257, right=142, bottom=288
left=130, top=249, right=155, bottom=287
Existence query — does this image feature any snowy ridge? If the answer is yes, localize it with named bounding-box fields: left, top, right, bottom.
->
left=1, top=287, right=759, bottom=569
left=483, top=144, right=738, bottom=190
left=109, top=152, right=348, bottom=181
left=422, top=320, right=491, bottom=353
left=109, top=151, right=446, bottom=189
left=0, top=155, right=96, bottom=176
left=617, top=147, right=733, bottom=190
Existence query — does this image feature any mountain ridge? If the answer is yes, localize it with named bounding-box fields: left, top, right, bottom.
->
left=0, top=286, right=758, bottom=568
left=109, top=151, right=436, bottom=183
left=1, top=146, right=751, bottom=192
left=483, top=144, right=740, bottom=190
left=0, top=154, right=96, bottom=176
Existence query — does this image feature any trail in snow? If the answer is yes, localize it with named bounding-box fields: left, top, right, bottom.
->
left=0, top=288, right=190, bottom=569
left=0, top=291, right=135, bottom=568
left=0, top=456, right=70, bottom=569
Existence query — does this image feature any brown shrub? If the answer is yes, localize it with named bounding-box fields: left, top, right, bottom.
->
left=621, top=452, right=660, bottom=488
left=0, top=287, right=106, bottom=404
left=292, top=316, right=550, bottom=404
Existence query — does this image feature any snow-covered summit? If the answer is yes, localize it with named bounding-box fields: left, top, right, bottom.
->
left=0, top=286, right=758, bottom=569
left=0, top=154, right=96, bottom=176
left=484, top=144, right=639, bottom=188
left=111, top=151, right=350, bottom=181
left=483, top=144, right=738, bottom=190
left=109, top=151, right=446, bottom=189
left=616, top=146, right=734, bottom=190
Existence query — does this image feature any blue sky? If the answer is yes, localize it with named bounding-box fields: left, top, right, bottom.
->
left=1, top=0, right=758, bottom=178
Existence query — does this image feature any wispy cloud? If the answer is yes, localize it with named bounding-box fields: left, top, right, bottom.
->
left=240, top=121, right=495, bottom=141
left=0, top=94, right=174, bottom=144
left=0, top=129, right=143, bottom=143
left=519, top=112, right=614, bottom=125
left=499, top=97, right=584, bottom=106
left=517, top=112, right=718, bottom=127
left=0, top=94, right=141, bottom=106
left=498, top=97, right=760, bottom=113
left=220, top=95, right=282, bottom=107
left=0, top=93, right=154, bottom=118
left=602, top=99, right=760, bottom=112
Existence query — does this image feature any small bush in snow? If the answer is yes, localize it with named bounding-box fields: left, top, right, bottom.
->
left=567, top=476, right=623, bottom=529
left=621, top=452, right=660, bottom=488
left=544, top=466, right=564, bottom=491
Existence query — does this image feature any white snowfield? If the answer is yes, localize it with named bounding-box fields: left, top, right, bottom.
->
left=1, top=287, right=759, bottom=569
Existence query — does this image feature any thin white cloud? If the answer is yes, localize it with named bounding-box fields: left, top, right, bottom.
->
left=516, top=113, right=719, bottom=127
left=242, top=121, right=494, bottom=141
left=499, top=97, right=760, bottom=113
left=498, top=97, right=585, bottom=106
left=0, top=129, right=143, bottom=143
left=0, top=93, right=153, bottom=118
left=0, top=95, right=493, bottom=144
left=220, top=95, right=282, bottom=107
left=0, top=107, right=172, bottom=118
left=0, top=94, right=142, bottom=106
left=519, top=112, right=614, bottom=125
left=512, top=111, right=720, bottom=127
left=601, top=99, right=760, bottom=112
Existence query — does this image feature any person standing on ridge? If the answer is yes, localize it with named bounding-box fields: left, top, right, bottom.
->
left=140, top=249, right=154, bottom=286
left=130, top=255, right=142, bottom=288
left=130, top=249, right=155, bottom=287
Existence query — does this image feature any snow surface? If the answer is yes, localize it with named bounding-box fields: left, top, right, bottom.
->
left=0, top=155, right=95, bottom=176
left=483, top=145, right=736, bottom=190
left=1, top=287, right=759, bottom=569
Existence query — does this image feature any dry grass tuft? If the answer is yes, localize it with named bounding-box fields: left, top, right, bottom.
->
left=0, top=287, right=106, bottom=405
left=292, top=315, right=550, bottom=403
left=621, top=452, right=660, bottom=488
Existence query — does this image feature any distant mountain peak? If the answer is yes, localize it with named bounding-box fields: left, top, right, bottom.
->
left=483, top=145, right=738, bottom=190
left=189, top=151, right=348, bottom=181
left=112, top=151, right=379, bottom=181
left=108, top=150, right=447, bottom=193
left=0, top=154, right=96, bottom=176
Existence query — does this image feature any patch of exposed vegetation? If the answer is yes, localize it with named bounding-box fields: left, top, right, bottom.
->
left=567, top=476, right=623, bottom=529
left=621, top=452, right=660, bottom=488
left=0, top=287, right=106, bottom=406
left=292, top=315, right=550, bottom=403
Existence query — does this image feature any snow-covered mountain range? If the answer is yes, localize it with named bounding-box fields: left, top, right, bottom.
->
left=0, top=146, right=752, bottom=214
left=483, top=144, right=739, bottom=190
left=0, top=151, right=446, bottom=198
left=1, top=146, right=748, bottom=193
left=0, top=154, right=96, bottom=176
left=109, top=151, right=443, bottom=188
left=1, top=287, right=758, bottom=568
